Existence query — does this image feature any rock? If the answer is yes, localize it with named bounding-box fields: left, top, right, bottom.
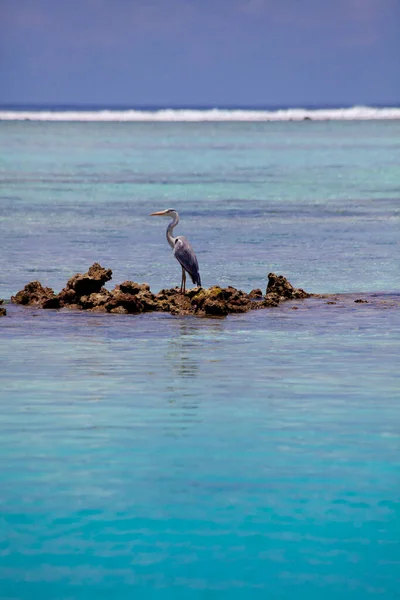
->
left=154, top=288, right=193, bottom=314
left=105, top=291, right=144, bottom=314
left=88, top=305, right=108, bottom=313
left=354, top=299, right=368, bottom=304
left=55, top=264, right=112, bottom=308
left=266, top=273, right=311, bottom=300
left=42, top=297, right=61, bottom=309
left=11, top=281, right=56, bottom=307
left=109, top=305, right=129, bottom=314
left=202, top=299, right=229, bottom=316
left=258, top=294, right=280, bottom=308
left=57, top=288, right=78, bottom=307
left=186, top=287, right=202, bottom=299
left=0, top=307, right=6, bottom=317
left=188, top=285, right=252, bottom=316
left=136, top=290, right=158, bottom=311
left=10, top=264, right=314, bottom=318
left=152, top=286, right=240, bottom=317
left=113, top=281, right=158, bottom=312
left=0, top=299, right=3, bottom=304
left=249, top=288, right=263, bottom=299
left=225, top=287, right=253, bottom=313
left=79, top=289, right=112, bottom=310
left=61, top=263, right=112, bottom=300
left=118, top=281, right=150, bottom=295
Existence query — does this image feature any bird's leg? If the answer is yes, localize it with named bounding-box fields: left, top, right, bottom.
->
left=180, top=268, right=186, bottom=294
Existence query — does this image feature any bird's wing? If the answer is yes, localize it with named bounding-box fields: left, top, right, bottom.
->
left=174, top=236, right=201, bottom=285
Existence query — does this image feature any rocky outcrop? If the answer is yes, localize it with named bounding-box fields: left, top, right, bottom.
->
left=55, top=263, right=113, bottom=309
left=265, top=272, right=311, bottom=302
left=11, top=264, right=312, bottom=317
left=11, top=281, right=56, bottom=307
left=151, top=285, right=253, bottom=317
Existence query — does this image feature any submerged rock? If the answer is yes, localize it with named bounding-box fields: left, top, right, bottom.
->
left=11, top=264, right=313, bottom=317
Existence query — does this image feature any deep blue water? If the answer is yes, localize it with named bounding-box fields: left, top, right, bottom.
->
left=0, top=120, right=399, bottom=599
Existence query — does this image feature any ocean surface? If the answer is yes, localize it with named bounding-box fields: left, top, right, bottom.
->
left=0, top=114, right=399, bottom=599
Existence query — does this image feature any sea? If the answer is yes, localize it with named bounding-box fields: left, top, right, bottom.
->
left=0, top=106, right=399, bottom=599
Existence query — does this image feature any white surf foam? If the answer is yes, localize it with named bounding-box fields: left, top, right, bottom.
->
left=0, top=106, right=399, bottom=122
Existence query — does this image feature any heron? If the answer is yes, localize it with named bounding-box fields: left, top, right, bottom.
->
left=150, top=208, right=202, bottom=293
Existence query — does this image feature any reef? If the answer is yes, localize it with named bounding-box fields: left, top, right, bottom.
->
left=11, top=263, right=312, bottom=317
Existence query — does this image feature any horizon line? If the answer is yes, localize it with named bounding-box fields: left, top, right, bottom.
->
left=1, top=102, right=400, bottom=111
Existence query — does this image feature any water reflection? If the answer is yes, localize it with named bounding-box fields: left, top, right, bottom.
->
left=165, top=318, right=225, bottom=381
left=160, top=318, right=225, bottom=434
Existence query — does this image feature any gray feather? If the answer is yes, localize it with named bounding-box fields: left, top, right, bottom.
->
left=174, top=236, right=201, bottom=286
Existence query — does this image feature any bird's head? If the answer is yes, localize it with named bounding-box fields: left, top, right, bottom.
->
left=150, top=208, right=177, bottom=218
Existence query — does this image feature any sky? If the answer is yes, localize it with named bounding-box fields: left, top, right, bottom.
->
left=0, top=0, right=399, bottom=107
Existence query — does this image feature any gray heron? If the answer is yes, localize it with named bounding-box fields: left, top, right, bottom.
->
left=150, top=208, right=202, bottom=293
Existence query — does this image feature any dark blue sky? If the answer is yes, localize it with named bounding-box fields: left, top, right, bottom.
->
left=1, top=0, right=399, bottom=106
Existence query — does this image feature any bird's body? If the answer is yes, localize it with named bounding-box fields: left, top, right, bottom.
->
left=150, top=209, right=201, bottom=293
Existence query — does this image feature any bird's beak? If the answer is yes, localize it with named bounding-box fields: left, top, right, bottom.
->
left=150, top=211, right=165, bottom=216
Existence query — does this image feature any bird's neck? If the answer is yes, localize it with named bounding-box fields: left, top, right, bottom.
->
left=166, top=213, right=179, bottom=249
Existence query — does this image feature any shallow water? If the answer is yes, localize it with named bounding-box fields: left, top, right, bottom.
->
left=0, top=120, right=400, bottom=599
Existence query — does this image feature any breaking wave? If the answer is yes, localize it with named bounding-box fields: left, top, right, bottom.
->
left=1, top=106, right=400, bottom=122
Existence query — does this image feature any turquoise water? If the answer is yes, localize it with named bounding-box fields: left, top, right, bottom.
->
left=0, top=120, right=399, bottom=599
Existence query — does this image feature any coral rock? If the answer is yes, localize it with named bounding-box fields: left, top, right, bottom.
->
left=109, top=305, right=129, bottom=314
left=57, top=288, right=78, bottom=307
left=79, top=289, right=112, bottom=310
left=105, top=291, right=144, bottom=314
left=88, top=305, right=108, bottom=313
left=42, top=297, right=61, bottom=309
left=11, top=281, right=56, bottom=307
left=64, top=263, right=112, bottom=298
left=56, top=264, right=112, bottom=307
left=266, top=273, right=311, bottom=300
left=113, top=281, right=157, bottom=312
left=10, top=264, right=313, bottom=318
left=260, top=294, right=280, bottom=308
left=189, top=286, right=252, bottom=316
left=249, top=288, right=263, bottom=299
left=118, top=281, right=150, bottom=295
left=203, top=299, right=229, bottom=316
